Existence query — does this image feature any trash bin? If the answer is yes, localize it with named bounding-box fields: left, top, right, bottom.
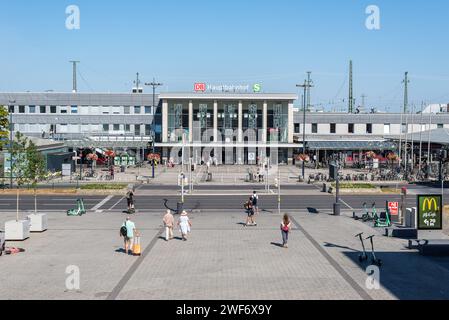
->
left=177, top=202, right=184, bottom=215
left=322, top=183, right=327, bottom=193
left=207, top=173, right=212, bottom=182
left=121, top=165, right=126, bottom=173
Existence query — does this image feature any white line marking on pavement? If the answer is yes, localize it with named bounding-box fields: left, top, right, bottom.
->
left=339, top=198, right=354, bottom=210
left=91, top=195, right=113, bottom=211
left=109, top=196, right=124, bottom=210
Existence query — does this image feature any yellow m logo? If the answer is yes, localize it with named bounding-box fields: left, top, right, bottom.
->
left=423, top=198, right=438, bottom=212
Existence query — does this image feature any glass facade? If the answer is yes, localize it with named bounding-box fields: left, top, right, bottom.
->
left=193, top=101, right=213, bottom=142
left=168, top=101, right=189, bottom=142
left=218, top=102, right=238, bottom=142
left=267, top=102, right=288, bottom=143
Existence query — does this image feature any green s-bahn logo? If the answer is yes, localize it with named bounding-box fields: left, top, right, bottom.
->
left=253, top=84, right=261, bottom=93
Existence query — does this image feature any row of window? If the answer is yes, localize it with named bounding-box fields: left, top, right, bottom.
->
left=9, top=105, right=156, bottom=115
left=294, top=123, right=446, bottom=134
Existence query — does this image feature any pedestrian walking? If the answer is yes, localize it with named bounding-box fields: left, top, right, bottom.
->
left=178, top=211, right=192, bottom=241
left=163, top=210, right=175, bottom=241
left=280, top=214, right=292, bottom=248
left=244, top=197, right=257, bottom=227
left=252, top=191, right=259, bottom=214
left=120, top=217, right=137, bottom=255
left=126, top=188, right=135, bottom=213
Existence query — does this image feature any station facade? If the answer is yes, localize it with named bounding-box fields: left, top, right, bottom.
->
left=1, top=91, right=448, bottom=166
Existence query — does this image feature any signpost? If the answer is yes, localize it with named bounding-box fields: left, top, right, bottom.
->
left=388, top=201, right=399, bottom=223
left=62, top=164, right=72, bottom=177
left=388, top=202, right=399, bottom=216
left=417, top=195, right=443, bottom=230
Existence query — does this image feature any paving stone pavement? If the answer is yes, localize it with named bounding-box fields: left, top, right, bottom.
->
left=1, top=209, right=449, bottom=300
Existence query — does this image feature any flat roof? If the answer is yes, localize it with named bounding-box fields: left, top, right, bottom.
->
left=159, top=92, right=298, bottom=100
left=388, top=128, right=449, bottom=145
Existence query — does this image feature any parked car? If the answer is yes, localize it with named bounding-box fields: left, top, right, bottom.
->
left=0, top=230, right=5, bottom=256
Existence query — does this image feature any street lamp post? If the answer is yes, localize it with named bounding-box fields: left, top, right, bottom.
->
left=145, top=78, right=163, bottom=179
left=296, top=81, right=313, bottom=179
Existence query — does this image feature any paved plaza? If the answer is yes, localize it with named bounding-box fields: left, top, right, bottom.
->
left=1, top=206, right=449, bottom=300
left=52, top=164, right=405, bottom=186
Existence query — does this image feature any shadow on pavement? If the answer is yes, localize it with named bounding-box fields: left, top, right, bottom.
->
left=324, top=242, right=358, bottom=252
left=343, top=250, right=449, bottom=300
left=307, top=207, right=319, bottom=214
left=270, top=242, right=285, bottom=248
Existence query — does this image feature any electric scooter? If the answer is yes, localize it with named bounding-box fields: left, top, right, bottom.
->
left=362, top=203, right=377, bottom=222
left=354, top=203, right=371, bottom=220
left=366, top=235, right=382, bottom=267
left=374, top=206, right=391, bottom=228
left=355, top=232, right=368, bottom=262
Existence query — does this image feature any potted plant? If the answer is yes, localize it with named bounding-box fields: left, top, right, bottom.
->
left=5, top=132, right=31, bottom=241
left=25, top=140, right=48, bottom=233
left=295, top=154, right=310, bottom=162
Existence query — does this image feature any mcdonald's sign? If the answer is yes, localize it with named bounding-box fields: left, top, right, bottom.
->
left=417, top=195, right=443, bottom=230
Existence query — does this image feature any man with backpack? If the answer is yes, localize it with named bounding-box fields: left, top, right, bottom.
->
left=120, top=217, right=136, bottom=255
left=251, top=191, right=259, bottom=215
left=244, top=197, right=257, bottom=227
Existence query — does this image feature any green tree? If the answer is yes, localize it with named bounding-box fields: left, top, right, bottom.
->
left=25, top=140, right=47, bottom=214
left=0, top=106, right=9, bottom=150
left=10, top=132, right=28, bottom=222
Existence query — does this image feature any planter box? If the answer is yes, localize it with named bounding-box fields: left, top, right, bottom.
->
left=27, top=214, right=48, bottom=233
left=5, top=220, right=30, bottom=241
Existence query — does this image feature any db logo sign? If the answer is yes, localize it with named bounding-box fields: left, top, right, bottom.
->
left=194, top=83, right=206, bottom=92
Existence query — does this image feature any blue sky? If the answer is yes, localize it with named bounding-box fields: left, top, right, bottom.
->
left=1, top=0, right=448, bottom=111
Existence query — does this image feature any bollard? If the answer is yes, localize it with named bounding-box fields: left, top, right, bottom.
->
left=322, top=183, right=327, bottom=193
left=176, top=202, right=183, bottom=215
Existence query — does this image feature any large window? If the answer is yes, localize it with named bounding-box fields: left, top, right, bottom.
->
left=113, top=124, right=120, bottom=131
left=19, top=106, right=25, bottom=113
left=71, top=105, right=78, bottom=114
left=29, top=106, right=36, bottom=114
left=193, top=102, right=213, bottom=142
left=135, top=125, right=141, bottom=136
left=103, top=124, right=109, bottom=132
left=218, top=102, right=238, bottom=143
left=330, top=123, right=336, bottom=134
left=145, top=125, right=152, bottom=136
left=50, top=106, right=57, bottom=114
left=40, top=106, right=46, bottom=114
left=401, top=123, right=407, bottom=134
left=366, top=123, right=373, bottom=134
left=294, top=124, right=300, bottom=134
left=312, top=123, right=318, bottom=134
left=134, top=106, right=141, bottom=114
left=348, top=123, right=354, bottom=134
left=145, top=106, right=152, bottom=114
left=267, top=102, right=288, bottom=143
left=168, top=102, right=189, bottom=141
left=124, top=106, right=130, bottom=114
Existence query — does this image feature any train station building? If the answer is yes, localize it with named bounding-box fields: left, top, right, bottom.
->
left=1, top=90, right=448, bottom=166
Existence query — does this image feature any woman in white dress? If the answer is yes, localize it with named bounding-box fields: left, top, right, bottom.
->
left=178, top=211, right=192, bottom=241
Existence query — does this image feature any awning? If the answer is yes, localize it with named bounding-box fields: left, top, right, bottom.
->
left=387, top=128, right=449, bottom=146
left=307, top=141, right=397, bottom=151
